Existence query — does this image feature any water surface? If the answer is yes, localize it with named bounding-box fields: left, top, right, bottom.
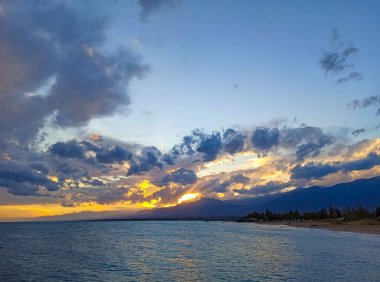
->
left=0, top=221, right=379, bottom=281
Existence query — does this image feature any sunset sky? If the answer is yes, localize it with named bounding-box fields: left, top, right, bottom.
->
left=0, top=0, right=380, bottom=220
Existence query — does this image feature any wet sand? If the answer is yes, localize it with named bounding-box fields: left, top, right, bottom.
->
left=257, top=220, right=380, bottom=235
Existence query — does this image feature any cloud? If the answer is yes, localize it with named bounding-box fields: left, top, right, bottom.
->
left=96, top=145, right=132, bottom=164
left=148, top=184, right=187, bottom=204
left=295, top=135, right=333, bottom=161
left=348, top=95, right=380, bottom=116
left=279, top=126, right=324, bottom=148
left=138, top=0, right=179, bottom=21
left=128, top=146, right=167, bottom=175
left=159, top=168, right=197, bottom=185
left=251, top=127, right=280, bottom=151
left=0, top=1, right=148, bottom=144
left=171, top=129, right=223, bottom=161
left=340, top=153, right=380, bottom=172
left=291, top=162, right=339, bottom=180
left=230, top=173, right=250, bottom=184
left=223, top=128, right=245, bottom=154
left=291, top=153, right=380, bottom=180
left=352, top=128, right=366, bottom=137
left=336, top=72, right=363, bottom=84
left=349, top=95, right=380, bottom=109
left=196, top=132, right=223, bottom=161
left=198, top=173, right=251, bottom=196
left=95, top=187, right=129, bottom=205
left=319, top=29, right=362, bottom=83
left=320, top=47, right=358, bottom=74
left=170, top=126, right=334, bottom=164
left=0, top=161, right=59, bottom=196
left=49, top=140, right=86, bottom=159
left=30, top=163, right=50, bottom=175
left=249, top=125, right=334, bottom=160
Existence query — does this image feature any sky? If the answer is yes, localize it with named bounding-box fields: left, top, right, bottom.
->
left=0, top=0, right=379, bottom=221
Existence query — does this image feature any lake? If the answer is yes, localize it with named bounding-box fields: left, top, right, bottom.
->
left=0, top=221, right=379, bottom=281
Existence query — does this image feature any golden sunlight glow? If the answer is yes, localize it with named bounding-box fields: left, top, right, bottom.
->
left=204, top=157, right=233, bottom=168
left=352, top=139, right=380, bottom=159
left=137, top=179, right=160, bottom=197
left=197, top=151, right=266, bottom=177
left=177, top=192, right=201, bottom=204
left=0, top=201, right=148, bottom=220
left=262, top=170, right=291, bottom=183
left=47, top=175, right=59, bottom=183
left=217, top=193, right=225, bottom=198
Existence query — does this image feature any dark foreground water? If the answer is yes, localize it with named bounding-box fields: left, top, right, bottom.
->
left=0, top=221, right=379, bottom=281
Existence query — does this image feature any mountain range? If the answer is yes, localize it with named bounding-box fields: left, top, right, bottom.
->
left=33, top=176, right=380, bottom=221
left=128, top=176, right=380, bottom=219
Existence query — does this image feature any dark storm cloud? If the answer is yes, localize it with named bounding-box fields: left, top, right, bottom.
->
left=47, top=138, right=173, bottom=178
left=128, top=146, right=166, bottom=175
left=171, top=129, right=223, bottom=162
left=162, top=154, right=175, bottom=165
left=223, top=128, right=245, bottom=154
left=138, top=0, right=179, bottom=21
left=170, top=126, right=333, bottom=163
left=196, top=132, right=223, bottom=161
left=279, top=126, right=331, bottom=149
left=291, top=163, right=339, bottom=180
left=295, top=135, right=333, bottom=161
left=159, top=168, right=197, bottom=186
left=251, top=127, right=280, bottom=151
left=291, top=153, right=380, bottom=180
left=340, top=153, right=380, bottom=172
left=0, top=1, right=148, bottom=144
left=250, top=125, right=334, bottom=160
left=319, top=29, right=362, bottom=83
left=0, top=161, right=59, bottom=196
left=96, top=145, right=132, bottom=164
left=49, top=140, right=86, bottom=159
left=54, top=161, right=89, bottom=180
left=171, top=135, right=196, bottom=157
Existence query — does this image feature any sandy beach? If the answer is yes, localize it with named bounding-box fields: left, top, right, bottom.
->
left=256, top=220, right=380, bottom=235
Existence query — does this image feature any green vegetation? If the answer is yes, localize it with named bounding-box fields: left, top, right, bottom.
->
left=238, top=206, right=380, bottom=222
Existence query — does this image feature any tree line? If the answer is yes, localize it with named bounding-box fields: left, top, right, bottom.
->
left=238, top=206, right=380, bottom=222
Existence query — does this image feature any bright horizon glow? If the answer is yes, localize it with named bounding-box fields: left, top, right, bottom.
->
left=177, top=193, right=202, bottom=205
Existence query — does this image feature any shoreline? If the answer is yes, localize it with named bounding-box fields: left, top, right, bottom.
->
left=253, top=220, right=380, bottom=236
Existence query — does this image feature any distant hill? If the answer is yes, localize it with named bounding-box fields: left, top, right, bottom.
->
left=127, top=176, right=380, bottom=219
left=32, top=210, right=135, bottom=222
left=257, top=176, right=380, bottom=212
left=132, top=198, right=246, bottom=218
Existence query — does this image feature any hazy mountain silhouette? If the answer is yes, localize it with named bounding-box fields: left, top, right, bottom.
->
left=129, top=176, right=380, bottom=219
